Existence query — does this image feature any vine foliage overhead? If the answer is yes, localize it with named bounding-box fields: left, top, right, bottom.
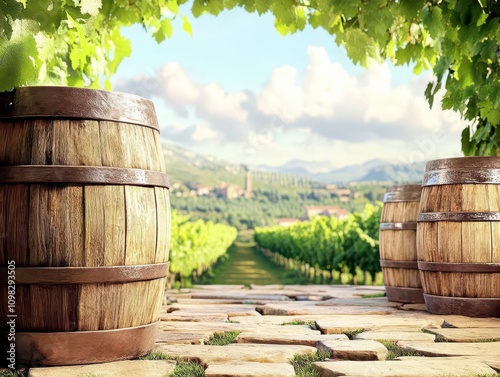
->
left=1, top=0, right=500, bottom=154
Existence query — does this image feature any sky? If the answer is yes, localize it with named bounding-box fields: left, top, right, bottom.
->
left=113, top=6, right=465, bottom=172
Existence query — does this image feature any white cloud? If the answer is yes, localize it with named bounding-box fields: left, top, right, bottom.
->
left=115, top=46, right=465, bottom=167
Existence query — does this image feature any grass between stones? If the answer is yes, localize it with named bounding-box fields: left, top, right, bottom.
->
left=290, top=349, right=331, bottom=377
left=360, top=293, right=386, bottom=298
left=282, top=320, right=317, bottom=329
left=342, top=329, right=364, bottom=340
left=140, top=351, right=204, bottom=377
left=0, top=371, right=23, bottom=377
left=377, top=340, right=426, bottom=359
left=205, top=331, right=241, bottom=345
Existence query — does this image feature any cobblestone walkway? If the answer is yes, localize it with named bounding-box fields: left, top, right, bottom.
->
left=18, top=285, right=500, bottom=376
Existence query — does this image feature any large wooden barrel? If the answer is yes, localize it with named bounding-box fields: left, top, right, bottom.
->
left=379, top=184, right=424, bottom=303
left=0, top=87, right=171, bottom=366
left=418, top=157, right=500, bottom=317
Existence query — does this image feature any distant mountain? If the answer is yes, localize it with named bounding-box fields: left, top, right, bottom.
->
left=162, top=141, right=425, bottom=186
left=358, top=161, right=425, bottom=183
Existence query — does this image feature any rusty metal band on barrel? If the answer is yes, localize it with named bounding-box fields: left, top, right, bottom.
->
left=379, top=222, right=417, bottom=230
left=418, top=212, right=500, bottom=222
left=379, top=259, right=419, bottom=269
left=0, top=166, right=170, bottom=188
left=0, top=263, right=169, bottom=284
left=16, top=322, right=158, bottom=366
left=423, top=294, right=500, bottom=318
left=423, top=169, right=500, bottom=186
left=0, top=86, right=160, bottom=130
left=418, top=261, right=500, bottom=273
left=383, top=191, right=421, bottom=202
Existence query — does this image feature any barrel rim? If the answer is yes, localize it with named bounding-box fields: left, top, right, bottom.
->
left=0, top=86, right=159, bottom=130
left=425, top=156, right=500, bottom=171
left=383, top=184, right=421, bottom=202
left=384, top=184, right=422, bottom=193
left=423, top=169, right=500, bottom=186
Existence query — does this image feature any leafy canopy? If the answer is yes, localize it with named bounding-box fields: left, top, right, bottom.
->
left=2, top=0, right=500, bottom=154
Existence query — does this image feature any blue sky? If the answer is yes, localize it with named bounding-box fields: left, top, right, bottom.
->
left=113, top=6, right=464, bottom=171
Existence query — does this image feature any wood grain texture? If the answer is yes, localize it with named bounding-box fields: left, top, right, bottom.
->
left=155, top=187, right=171, bottom=264
left=0, top=97, right=170, bottom=365
left=380, top=185, right=422, bottom=302
left=418, top=164, right=500, bottom=316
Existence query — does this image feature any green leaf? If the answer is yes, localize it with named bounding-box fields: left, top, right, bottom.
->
left=182, top=15, right=192, bottom=36
left=342, top=29, right=379, bottom=66
left=456, top=58, right=475, bottom=88
left=166, top=0, right=179, bottom=15
left=422, top=5, right=443, bottom=39
left=0, top=32, right=39, bottom=91
left=462, top=126, right=475, bottom=156
left=399, top=0, right=424, bottom=19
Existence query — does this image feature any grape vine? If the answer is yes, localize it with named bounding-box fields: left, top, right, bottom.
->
left=2, top=1, right=500, bottom=153
left=254, top=202, right=382, bottom=284
left=169, top=210, right=238, bottom=286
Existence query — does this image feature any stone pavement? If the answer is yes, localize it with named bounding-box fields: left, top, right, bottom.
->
left=14, top=284, right=500, bottom=376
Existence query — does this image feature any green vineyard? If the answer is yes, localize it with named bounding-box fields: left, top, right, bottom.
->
left=254, top=203, right=383, bottom=285
left=168, top=210, right=238, bottom=287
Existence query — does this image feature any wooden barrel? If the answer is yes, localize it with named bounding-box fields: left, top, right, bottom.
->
left=418, top=157, right=500, bottom=317
left=0, top=86, right=171, bottom=365
left=379, top=184, right=424, bottom=303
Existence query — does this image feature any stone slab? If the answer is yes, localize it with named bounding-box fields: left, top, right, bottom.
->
left=156, top=331, right=210, bottom=344
left=355, top=331, right=435, bottom=342
left=257, top=302, right=396, bottom=316
left=174, top=298, right=279, bottom=305
left=191, top=293, right=292, bottom=301
left=159, top=321, right=320, bottom=335
left=397, top=340, right=500, bottom=358
left=437, top=316, right=500, bottom=329
left=205, top=362, right=295, bottom=377
left=316, top=315, right=441, bottom=334
left=250, top=284, right=285, bottom=290
left=155, top=343, right=317, bottom=366
left=397, top=356, right=500, bottom=373
left=193, top=284, right=246, bottom=290
left=312, top=358, right=497, bottom=376
left=318, top=339, right=388, bottom=361
left=317, top=297, right=401, bottom=308
left=424, top=327, right=500, bottom=342
left=399, top=304, right=428, bottom=312
left=236, top=332, right=348, bottom=346
left=160, top=311, right=228, bottom=322
left=28, top=360, right=176, bottom=377
left=168, top=304, right=261, bottom=316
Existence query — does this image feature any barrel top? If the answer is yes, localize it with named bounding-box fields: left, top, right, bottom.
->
left=424, top=157, right=500, bottom=186
left=0, top=86, right=159, bottom=131
left=383, top=184, right=421, bottom=202
left=425, top=156, right=500, bottom=170
left=385, top=184, right=422, bottom=193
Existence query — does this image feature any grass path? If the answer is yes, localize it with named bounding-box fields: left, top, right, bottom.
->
left=208, top=237, right=285, bottom=286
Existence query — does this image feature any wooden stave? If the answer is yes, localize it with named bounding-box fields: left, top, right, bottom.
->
left=379, top=185, right=423, bottom=303
left=418, top=160, right=500, bottom=317
left=0, top=89, right=170, bottom=364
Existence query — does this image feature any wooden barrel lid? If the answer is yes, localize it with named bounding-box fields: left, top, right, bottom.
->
left=0, top=86, right=159, bottom=130
left=424, top=156, right=500, bottom=186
